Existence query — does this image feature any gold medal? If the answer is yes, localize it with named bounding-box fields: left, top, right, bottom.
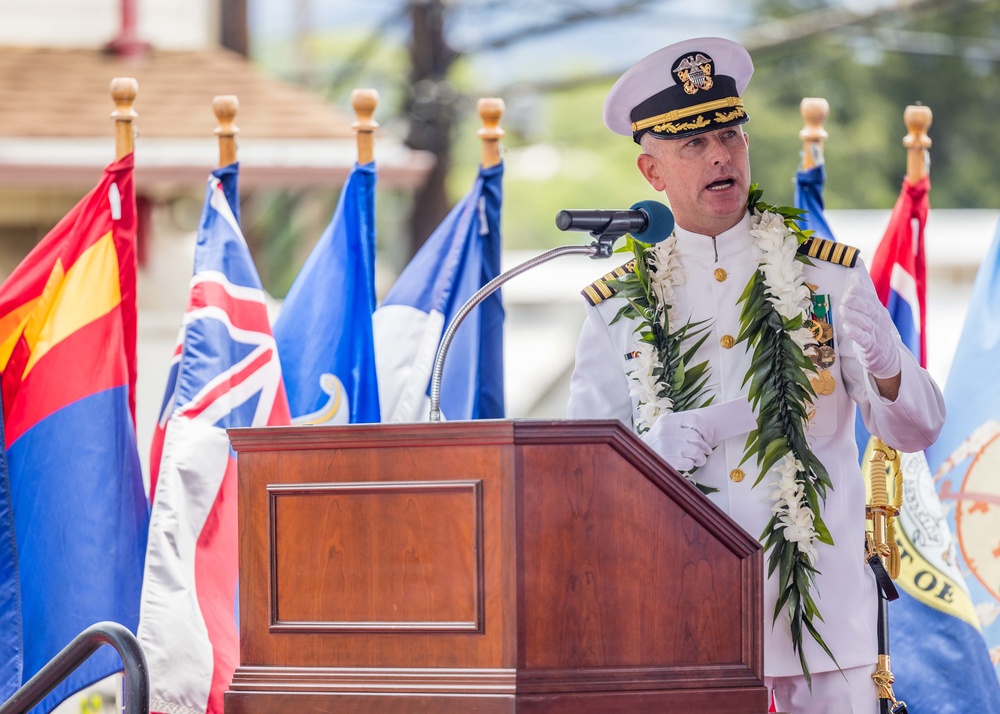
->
left=810, top=368, right=836, bottom=396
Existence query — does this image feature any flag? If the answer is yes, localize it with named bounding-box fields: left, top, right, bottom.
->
left=0, top=154, right=148, bottom=713
left=864, top=177, right=1000, bottom=711
left=853, top=173, right=928, bottom=453
left=793, top=164, right=836, bottom=242
left=138, top=163, right=291, bottom=714
left=924, top=212, right=1000, bottom=694
left=273, top=161, right=379, bottom=424
left=867, top=177, right=928, bottom=367
left=373, top=162, right=504, bottom=422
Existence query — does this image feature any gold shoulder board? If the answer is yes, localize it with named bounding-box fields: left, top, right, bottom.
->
left=580, top=259, right=637, bottom=306
left=798, top=237, right=859, bottom=268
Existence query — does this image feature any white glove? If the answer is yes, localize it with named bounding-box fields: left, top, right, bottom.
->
left=641, top=410, right=716, bottom=473
left=838, top=272, right=901, bottom=380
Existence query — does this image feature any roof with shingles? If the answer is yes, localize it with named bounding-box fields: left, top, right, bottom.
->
left=0, top=46, right=433, bottom=189
left=0, top=45, right=353, bottom=139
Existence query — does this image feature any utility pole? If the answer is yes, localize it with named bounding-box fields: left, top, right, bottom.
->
left=404, top=0, right=459, bottom=256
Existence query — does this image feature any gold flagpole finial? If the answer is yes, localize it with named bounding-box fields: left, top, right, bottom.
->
left=904, top=103, right=933, bottom=182
left=799, top=97, right=829, bottom=170
left=110, top=78, right=138, bottom=160
left=213, top=95, right=240, bottom=168
left=351, top=89, right=379, bottom=166
left=477, top=98, right=505, bottom=169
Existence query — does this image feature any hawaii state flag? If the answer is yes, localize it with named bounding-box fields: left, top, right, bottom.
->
left=373, top=162, right=504, bottom=422
left=0, top=154, right=149, bottom=713
left=273, top=161, right=379, bottom=424
left=924, top=213, right=1000, bottom=698
left=864, top=176, right=1000, bottom=712
left=138, top=163, right=291, bottom=714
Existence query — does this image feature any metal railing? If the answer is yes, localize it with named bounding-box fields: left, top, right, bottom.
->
left=0, top=622, right=148, bottom=714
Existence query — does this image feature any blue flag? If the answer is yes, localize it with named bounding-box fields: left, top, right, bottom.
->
left=923, top=214, right=1000, bottom=700
left=374, top=162, right=504, bottom=422
left=273, top=162, right=380, bottom=424
left=794, top=164, right=836, bottom=241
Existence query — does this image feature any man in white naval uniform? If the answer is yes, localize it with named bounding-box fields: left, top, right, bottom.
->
left=567, top=38, right=945, bottom=714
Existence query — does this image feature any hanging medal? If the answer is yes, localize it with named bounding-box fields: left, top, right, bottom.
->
left=804, top=293, right=836, bottom=396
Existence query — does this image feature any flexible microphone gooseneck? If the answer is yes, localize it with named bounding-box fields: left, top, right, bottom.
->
left=427, top=201, right=675, bottom=421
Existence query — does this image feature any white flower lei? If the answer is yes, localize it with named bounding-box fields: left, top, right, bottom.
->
left=617, top=188, right=837, bottom=681
left=628, top=235, right=684, bottom=432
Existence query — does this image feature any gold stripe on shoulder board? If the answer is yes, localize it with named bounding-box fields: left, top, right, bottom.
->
left=798, top=237, right=859, bottom=268
left=581, top=259, right=637, bottom=306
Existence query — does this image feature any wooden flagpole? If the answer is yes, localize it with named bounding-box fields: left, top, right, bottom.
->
left=904, top=104, right=933, bottom=182
left=351, top=89, right=379, bottom=165
left=477, top=98, right=505, bottom=169
left=214, top=95, right=240, bottom=167
left=799, top=97, right=829, bottom=170
left=110, top=78, right=138, bottom=160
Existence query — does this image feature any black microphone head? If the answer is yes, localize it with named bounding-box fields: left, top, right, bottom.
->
left=629, top=200, right=674, bottom=244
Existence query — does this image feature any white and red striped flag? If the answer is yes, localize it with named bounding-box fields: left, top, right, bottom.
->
left=138, top=164, right=290, bottom=714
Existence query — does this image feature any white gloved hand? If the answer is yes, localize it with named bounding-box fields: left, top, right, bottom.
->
left=641, top=410, right=716, bottom=473
left=838, top=272, right=902, bottom=380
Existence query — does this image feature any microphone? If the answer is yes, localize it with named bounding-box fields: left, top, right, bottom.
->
left=555, top=200, right=675, bottom=244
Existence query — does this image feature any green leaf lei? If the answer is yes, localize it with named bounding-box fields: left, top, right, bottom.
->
left=605, top=235, right=716, bottom=491
left=605, top=186, right=839, bottom=682
left=737, top=184, right=837, bottom=683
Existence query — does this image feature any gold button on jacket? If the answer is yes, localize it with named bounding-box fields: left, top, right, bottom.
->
left=721, top=334, right=735, bottom=349
left=714, top=267, right=727, bottom=282
left=729, top=468, right=745, bottom=482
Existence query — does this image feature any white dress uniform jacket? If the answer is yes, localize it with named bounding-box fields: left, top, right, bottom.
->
left=567, top=213, right=946, bottom=677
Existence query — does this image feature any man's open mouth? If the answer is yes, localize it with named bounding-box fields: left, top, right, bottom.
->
left=707, top=178, right=734, bottom=191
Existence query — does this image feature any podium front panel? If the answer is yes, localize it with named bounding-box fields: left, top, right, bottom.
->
left=235, top=425, right=517, bottom=670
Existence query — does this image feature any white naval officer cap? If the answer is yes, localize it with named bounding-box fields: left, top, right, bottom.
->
left=603, top=37, right=754, bottom=144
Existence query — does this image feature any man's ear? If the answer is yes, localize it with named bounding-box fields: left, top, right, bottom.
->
left=636, top=153, right=666, bottom=192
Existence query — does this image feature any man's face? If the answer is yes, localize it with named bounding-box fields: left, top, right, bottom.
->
left=636, top=126, right=751, bottom=237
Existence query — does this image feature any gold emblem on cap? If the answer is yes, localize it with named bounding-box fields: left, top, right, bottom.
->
left=810, top=368, right=836, bottom=396
left=730, top=468, right=745, bottom=483
left=674, top=53, right=715, bottom=95
left=714, top=268, right=727, bottom=282
left=720, top=335, right=735, bottom=349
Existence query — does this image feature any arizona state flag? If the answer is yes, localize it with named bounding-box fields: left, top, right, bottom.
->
left=0, top=154, right=149, bottom=714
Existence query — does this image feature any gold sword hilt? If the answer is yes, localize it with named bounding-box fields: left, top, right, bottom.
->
left=866, top=438, right=901, bottom=579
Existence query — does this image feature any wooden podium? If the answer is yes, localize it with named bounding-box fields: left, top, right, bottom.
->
left=224, top=420, right=767, bottom=713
